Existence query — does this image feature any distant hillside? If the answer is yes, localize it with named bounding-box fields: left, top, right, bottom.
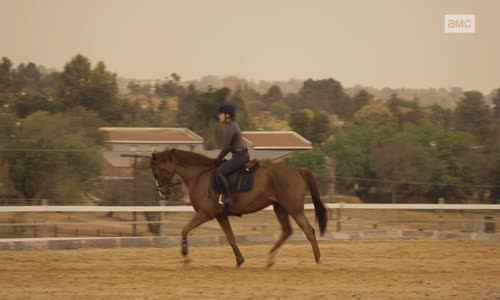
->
left=118, top=75, right=497, bottom=109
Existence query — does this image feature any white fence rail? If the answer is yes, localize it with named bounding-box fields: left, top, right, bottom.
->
left=0, top=204, right=498, bottom=239
left=0, top=203, right=499, bottom=213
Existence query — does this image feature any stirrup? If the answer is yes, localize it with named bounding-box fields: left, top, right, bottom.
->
left=223, top=195, right=233, bottom=206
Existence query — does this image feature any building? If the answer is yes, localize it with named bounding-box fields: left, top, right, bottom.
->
left=242, top=131, right=313, bottom=160
left=99, top=127, right=204, bottom=177
left=98, top=127, right=312, bottom=177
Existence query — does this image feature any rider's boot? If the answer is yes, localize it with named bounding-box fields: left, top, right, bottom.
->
left=217, top=174, right=233, bottom=206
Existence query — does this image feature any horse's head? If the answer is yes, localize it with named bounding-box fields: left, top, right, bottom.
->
left=150, top=150, right=176, bottom=200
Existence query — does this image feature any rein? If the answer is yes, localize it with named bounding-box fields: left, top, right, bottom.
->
left=156, top=165, right=214, bottom=199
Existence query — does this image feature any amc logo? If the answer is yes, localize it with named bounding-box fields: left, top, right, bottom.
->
left=445, top=15, right=475, bottom=33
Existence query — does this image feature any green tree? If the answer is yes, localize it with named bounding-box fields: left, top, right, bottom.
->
left=289, top=109, right=312, bottom=138
left=454, top=91, right=492, bottom=140
left=371, top=137, right=433, bottom=202
left=284, top=149, right=329, bottom=194
left=493, top=88, right=500, bottom=123
left=12, top=62, right=43, bottom=92
left=4, top=136, right=102, bottom=203
left=353, top=102, right=392, bottom=125
left=492, top=88, right=500, bottom=147
left=12, top=94, right=57, bottom=118
left=0, top=57, right=13, bottom=92
left=2, top=110, right=104, bottom=203
left=428, top=105, right=453, bottom=129
left=298, top=78, right=351, bottom=119
left=310, top=112, right=330, bottom=144
left=352, top=89, right=373, bottom=112
left=0, top=112, right=16, bottom=144
left=57, top=55, right=119, bottom=120
left=270, top=101, right=291, bottom=119
left=20, top=108, right=106, bottom=145
left=262, top=85, right=284, bottom=105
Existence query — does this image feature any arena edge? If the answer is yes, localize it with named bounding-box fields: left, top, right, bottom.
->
left=1, top=230, right=500, bottom=251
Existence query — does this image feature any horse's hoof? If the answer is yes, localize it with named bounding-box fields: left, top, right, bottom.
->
left=236, top=257, right=245, bottom=267
left=181, top=239, right=188, bottom=256
left=183, top=258, right=191, bottom=266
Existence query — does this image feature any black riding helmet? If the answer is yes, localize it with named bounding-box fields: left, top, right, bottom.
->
left=218, top=103, right=235, bottom=119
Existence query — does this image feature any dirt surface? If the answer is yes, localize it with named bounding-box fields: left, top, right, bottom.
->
left=1, top=240, right=499, bottom=300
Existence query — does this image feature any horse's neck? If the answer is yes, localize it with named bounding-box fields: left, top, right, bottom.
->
left=172, top=161, right=211, bottom=185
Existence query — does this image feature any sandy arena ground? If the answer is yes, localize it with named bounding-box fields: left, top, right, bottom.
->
left=0, top=240, right=499, bottom=300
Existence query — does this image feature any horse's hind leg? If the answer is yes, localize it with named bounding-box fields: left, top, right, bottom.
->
left=267, top=204, right=293, bottom=267
left=181, top=212, right=211, bottom=258
left=216, top=215, right=245, bottom=267
left=291, top=211, right=321, bottom=264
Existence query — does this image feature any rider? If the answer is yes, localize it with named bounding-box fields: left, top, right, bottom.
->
left=215, top=103, right=250, bottom=206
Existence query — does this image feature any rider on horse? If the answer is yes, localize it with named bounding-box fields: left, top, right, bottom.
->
left=215, top=103, right=250, bottom=206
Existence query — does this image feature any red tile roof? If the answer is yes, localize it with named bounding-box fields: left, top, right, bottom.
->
left=100, top=127, right=203, bottom=143
left=242, top=131, right=312, bottom=149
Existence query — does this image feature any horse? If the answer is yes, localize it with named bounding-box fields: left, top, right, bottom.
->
left=150, top=148, right=328, bottom=267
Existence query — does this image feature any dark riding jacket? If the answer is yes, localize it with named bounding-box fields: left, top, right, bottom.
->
left=216, top=121, right=247, bottom=161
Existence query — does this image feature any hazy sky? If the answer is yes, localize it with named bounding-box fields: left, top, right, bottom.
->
left=1, top=0, right=499, bottom=92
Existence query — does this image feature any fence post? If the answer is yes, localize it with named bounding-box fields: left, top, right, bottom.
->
left=159, top=200, right=167, bottom=236
left=132, top=212, right=138, bottom=236
left=437, top=198, right=445, bottom=231
left=42, top=199, right=48, bottom=237
left=336, top=202, right=343, bottom=232
left=484, top=216, right=496, bottom=233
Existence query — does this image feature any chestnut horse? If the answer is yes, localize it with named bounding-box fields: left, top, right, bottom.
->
left=150, top=148, right=328, bottom=267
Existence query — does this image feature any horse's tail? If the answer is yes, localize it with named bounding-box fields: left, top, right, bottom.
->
left=298, top=168, right=328, bottom=236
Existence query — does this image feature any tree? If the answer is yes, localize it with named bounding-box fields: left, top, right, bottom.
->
left=298, top=78, right=351, bottom=119
left=310, top=112, right=330, bottom=144
left=0, top=112, right=16, bottom=144
left=12, top=94, right=57, bottom=118
left=2, top=110, right=104, bottom=203
left=323, top=121, right=399, bottom=193
left=493, top=88, right=500, bottom=123
left=270, top=101, right=291, bottom=119
left=170, top=73, right=181, bottom=83
left=401, top=121, right=485, bottom=201
left=57, top=55, right=119, bottom=120
left=371, top=137, right=433, bottom=202
left=352, top=89, right=373, bottom=112
left=0, top=57, right=13, bottom=92
left=454, top=91, right=492, bottom=138
left=428, top=105, right=453, bottom=129
left=492, top=88, right=500, bottom=147
left=12, top=62, right=43, bottom=92
left=284, top=149, right=329, bottom=194
left=353, top=102, right=392, bottom=125
left=57, top=54, right=92, bottom=107
left=128, top=81, right=151, bottom=95
left=262, top=85, right=283, bottom=105
left=289, top=109, right=312, bottom=138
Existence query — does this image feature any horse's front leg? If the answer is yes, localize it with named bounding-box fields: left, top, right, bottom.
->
left=216, top=215, right=245, bottom=267
left=181, top=212, right=211, bottom=258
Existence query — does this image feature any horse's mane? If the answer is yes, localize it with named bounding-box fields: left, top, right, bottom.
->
left=160, top=148, right=214, bottom=167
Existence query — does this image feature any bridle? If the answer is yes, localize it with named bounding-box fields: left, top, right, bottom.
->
left=154, top=165, right=213, bottom=200
left=155, top=167, right=180, bottom=200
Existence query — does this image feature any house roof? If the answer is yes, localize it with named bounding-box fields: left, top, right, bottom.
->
left=242, top=131, right=312, bottom=150
left=99, top=127, right=203, bottom=144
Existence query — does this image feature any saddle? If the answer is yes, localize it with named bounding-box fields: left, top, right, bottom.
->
left=212, top=159, right=260, bottom=194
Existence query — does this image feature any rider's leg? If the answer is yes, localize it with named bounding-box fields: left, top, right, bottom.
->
left=216, top=150, right=250, bottom=206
